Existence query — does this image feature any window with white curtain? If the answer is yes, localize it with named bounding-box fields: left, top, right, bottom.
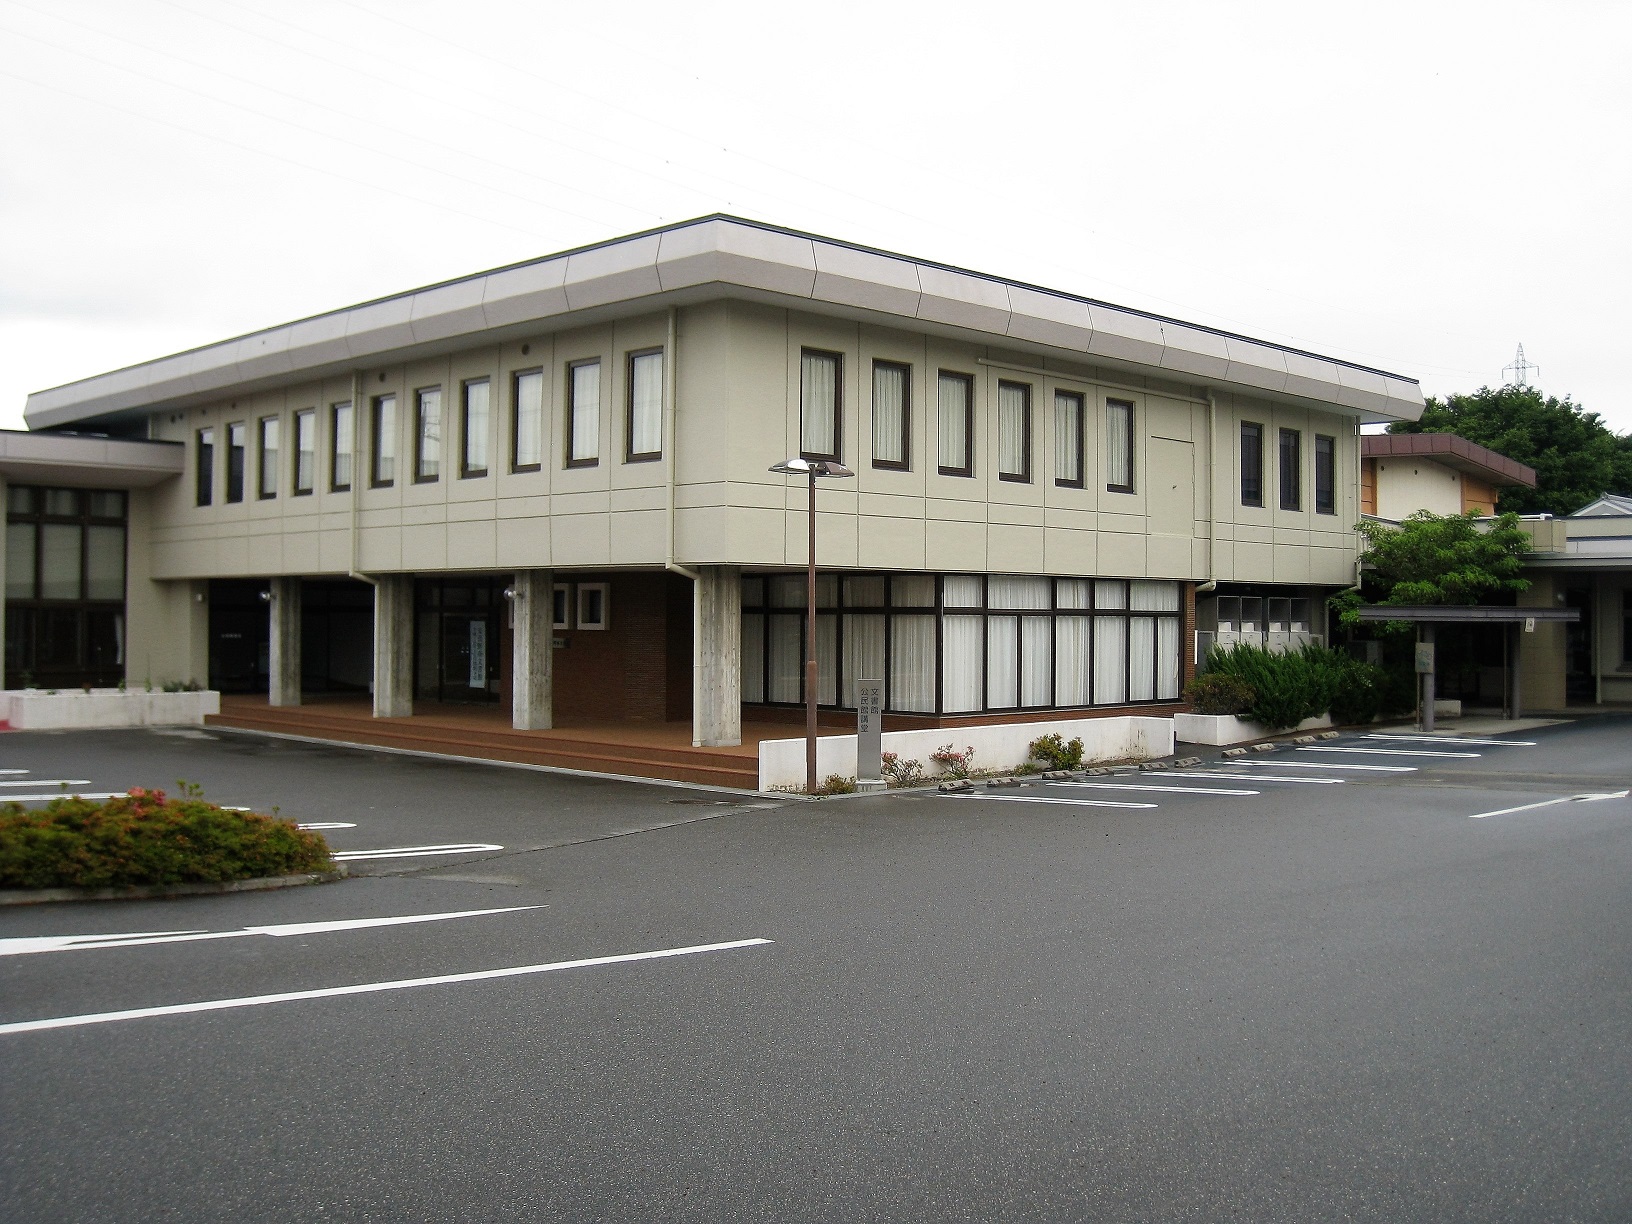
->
left=890, top=615, right=936, bottom=712
left=800, top=349, right=841, bottom=460
left=1106, top=399, right=1134, bottom=492
left=1055, top=616, right=1091, bottom=706
left=987, top=615, right=1018, bottom=708
left=872, top=361, right=909, bottom=469
left=512, top=370, right=543, bottom=471
left=293, top=409, right=315, bottom=495
left=988, top=576, right=1050, bottom=610
left=943, top=574, right=983, bottom=608
left=1157, top=617, right=1180, bottom=699
left=1131, top=580, right=1180, bottom=611
left=258, top=416, right=280, bottom=498
left=567, top=361, right=600, bottom=466
left=627, top=350, right=663, bottom=461
left=1055, top=391, right=1084, bottom=487
left=1021, top=617, right=1052, bottom=707
left=461, top=379, right=490, bottom=478
left=843, top=614, right=886, bottom=707
left=1129, top=617, right=1157, bottom=702
left=415, top=387, right=441, bottom=482
left=741, top=612, right=764, bottom=703
left=998, top=381, right=1031, bottom=482
left=1093, top=615, right=1128, bottom=704
left=767, top=614, right=801, bottom=703
left=942, top=614, right=983, bottom=712
left=937, top=371, right=973, bottom=476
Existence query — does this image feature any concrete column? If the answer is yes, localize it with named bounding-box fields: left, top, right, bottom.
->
left=372, top=574, right=414, bottom=718
left=511, top=569, right=553, bottom=730
left=693, top=565, right=741, bottom=747
left=268, top=577, right=302, bottom=707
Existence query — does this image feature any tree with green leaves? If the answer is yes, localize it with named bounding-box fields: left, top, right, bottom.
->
left=1388, top=385, right=1632, bottom=516
left=1331, top=509, right=1532, bottom=632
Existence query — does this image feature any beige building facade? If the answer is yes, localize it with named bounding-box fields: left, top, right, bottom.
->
left=15, top=217, right=1426, bottom=743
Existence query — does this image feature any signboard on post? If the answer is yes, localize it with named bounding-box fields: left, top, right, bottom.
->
left=855, top=679, right=885, bottom=792
left=1414, top=642, right=1435, bottom=674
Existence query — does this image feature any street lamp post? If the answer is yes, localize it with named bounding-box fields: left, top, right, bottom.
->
left=769, top=457, right=854, bottom=793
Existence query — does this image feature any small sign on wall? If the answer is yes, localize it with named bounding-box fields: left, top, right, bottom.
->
left=469, top=621, right=488, bottom=688
left=1414, top=642, right=1435, bottom=674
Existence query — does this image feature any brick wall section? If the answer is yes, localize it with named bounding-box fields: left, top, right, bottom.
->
left=664, top=576, right=693, bottom=722
left=553, top=572, right=672, bottom=721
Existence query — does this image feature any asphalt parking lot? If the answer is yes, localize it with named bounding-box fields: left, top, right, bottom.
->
left=3, top=717, right=1630, bottom=1221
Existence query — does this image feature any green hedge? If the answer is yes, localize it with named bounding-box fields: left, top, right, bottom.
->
left=1202, top=643, right=1393, bottom=730
left=0, top=788, right=334, bottom=890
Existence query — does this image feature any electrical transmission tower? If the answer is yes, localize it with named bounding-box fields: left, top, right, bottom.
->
left=1502, top=343, right=1538, bottom=387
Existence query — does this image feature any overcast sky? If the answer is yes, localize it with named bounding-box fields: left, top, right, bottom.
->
left=3, top=0, right=1628, bottom=434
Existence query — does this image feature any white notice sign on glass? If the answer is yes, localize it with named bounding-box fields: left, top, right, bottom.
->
left=469, top=620, right=488, bottom=689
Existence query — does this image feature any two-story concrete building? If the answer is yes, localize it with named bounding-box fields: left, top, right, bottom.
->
left=11, top=216, right=1425, bottom=767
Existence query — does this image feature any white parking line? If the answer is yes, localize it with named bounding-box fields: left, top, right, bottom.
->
left=958, top=795, right=1157, bottom=809
left=0, top=769, right=29, bottom=775
left=1164, top=771, right=1342, bottom=784
left=1238, top=761, right=1417, bottom=772
left=0, top=780, right=90, bottom=788
left=1365, top=734, right=1536, bottom=747
left=298, top=822, right=357, bottom=830
left=1467, top=790, right=1628, bottom=819
left=0, top=906, right=545, bottom=957
left=0, top=792, right=124, bottom=802
left=1058, top=782, right=1259, bottom=796
left=1298, top=747, right=1479, bottom=759
left=0, top=937, right=774, bottom=1035
left=330, top=842, right=504, bottom=862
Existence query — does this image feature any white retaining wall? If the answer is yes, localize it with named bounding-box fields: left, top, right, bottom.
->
left=1172, top=713, right=1333, bottom=746
left=0, top=689, right=221, bottom=730
left=758, top=716, right=1175, bottom=792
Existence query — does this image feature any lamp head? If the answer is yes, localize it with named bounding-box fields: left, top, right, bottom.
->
left=768, top=457, right=855, bottom=478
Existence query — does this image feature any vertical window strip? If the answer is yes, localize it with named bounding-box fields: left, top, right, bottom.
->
left=226, top=422, right=246, bottom=503
left=871, top=360, right=908, bottom=469
left=196, top=427, right=214, bottom=506
left=937, top=372, right=972, bottom=476
left=1279, top=428, right=1301, bottom=511
left=627, top=351, right=664, bottom=460
left=1241, top=422, right=1264, bottom=506
left=1106, top=400, right=1134, bottom=492
left=512, top=370, right=543, bottom=470
left=1055, top=391, right=1084, bottom=487
left=1315, top=434, right=1336, bottom=514
left=258, top=416, right=280, bottom=498
left=293, top=410, right=315, bottom=495
left=567, top=361, right=601, bottom=466
left=371, top=395, right=396, bottom=487
left=330, top=402, right=353, bottom=492
left=462, top=380, right=490, bottom=477
left=998, top=381, right=1031, bottom=482
left=415, top=388, right=442, bottom=481
left=800, top=350, right=840, bottom=460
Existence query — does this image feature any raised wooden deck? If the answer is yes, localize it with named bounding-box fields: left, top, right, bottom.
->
left=206, top=695, right=773, bottom=790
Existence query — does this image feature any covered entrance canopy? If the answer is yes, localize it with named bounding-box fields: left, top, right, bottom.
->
left=1354, top=605, right=1581, bottom=728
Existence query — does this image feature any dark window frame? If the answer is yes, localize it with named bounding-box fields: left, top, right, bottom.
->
left=937, top=370, right=975, bottom=478
left=195, top=427, right=215, bottom=506
left=330, top=401, right=354, bottom=493
left=1314, top=433, right=1336, bottom=515
left=870, top=359, right=911, bottom=471
left=565, top=358, right=602, bottom=470
left=625, top=348, right=664, bottom=463
left=799, top=348, right=843, bottom=463
left=1054, top=390, right=1085, bottom=489
left=1240, top=421, right=1264, bottom=507
left=292, top=409, right=315, bottom=496
left=225, top=422, right=246, bottom=504
left=414, top=386, right=442, bottom=484
left=1279, top=427, right=1302, bottom=511
left=997, top=380, right=1033, bottom=484
left=370, top=394, right=397, bottom=489
left=510, top=367, right=544, bottom=474
left=257, top=415, right=280, bottom=500
left=1106, top=398, right=1136, bottom=494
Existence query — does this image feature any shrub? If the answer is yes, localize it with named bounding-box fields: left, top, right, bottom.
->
left=1028, top=733, right=1085, bottom=771
left=1182, top=672, right=1256, bottom=716
left=930, top=744, right=976, bottom=779
left=814, top=774, right=857, bottom=796
left=1202, top=642, right=1401, bottom=729
left=0, top=787, right=333, bottom=889
left=880, top=753, right=925, bottom=788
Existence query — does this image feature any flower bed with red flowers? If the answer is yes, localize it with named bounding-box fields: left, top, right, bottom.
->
left=0, top=787, right=334, bottom=890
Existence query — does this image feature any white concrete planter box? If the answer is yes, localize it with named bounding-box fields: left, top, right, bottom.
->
left=1433, top=699, right=1461, bottom=718
left=0, top=689, right=220, bottom=730
left=1173, top=712, right=1334, bottom=746
left=758, top=715, right=1175, bottom=792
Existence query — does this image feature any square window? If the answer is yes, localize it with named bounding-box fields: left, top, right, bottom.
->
left=552, top=583, right=571, bottom=630
left=576, top=581, right=609, bottom=630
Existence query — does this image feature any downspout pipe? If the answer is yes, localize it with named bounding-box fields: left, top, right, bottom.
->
left=346, top=369, right=376, bottom=589
left=1196, top=389, right=1219, bottom=595
left=663, top=307, right=699, bottom=582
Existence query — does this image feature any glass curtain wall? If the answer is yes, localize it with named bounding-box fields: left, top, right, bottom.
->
left=741, top=572, right=1183, bottom=715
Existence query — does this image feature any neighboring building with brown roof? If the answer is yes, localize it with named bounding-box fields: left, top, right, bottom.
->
left=1360, top=433, right=1536, bottom=519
